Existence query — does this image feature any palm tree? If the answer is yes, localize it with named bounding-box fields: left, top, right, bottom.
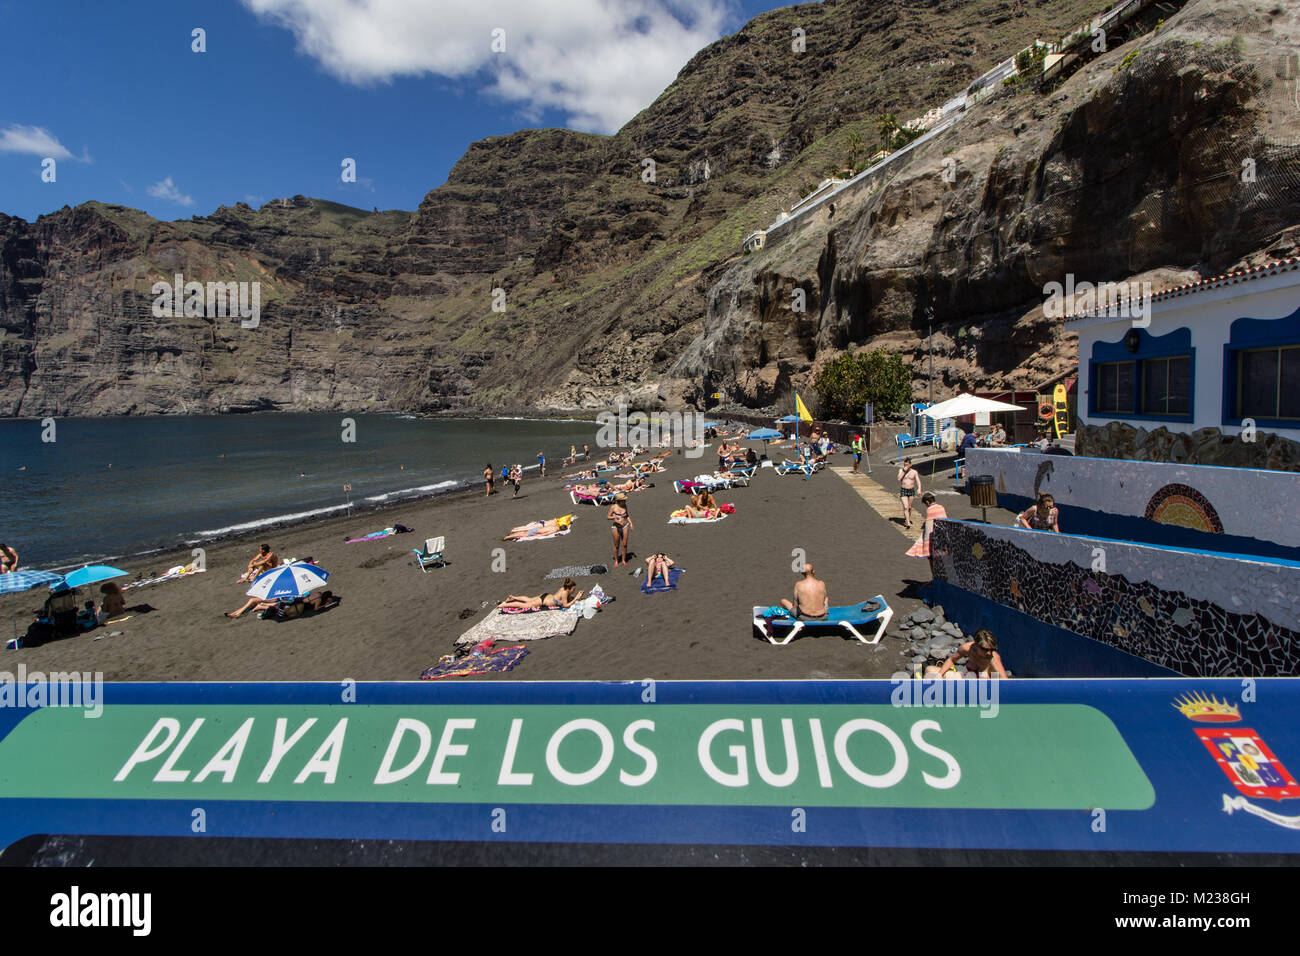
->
left=846, top=130, right=866, bottom=172
left=876, top=114, right=900, bottom=151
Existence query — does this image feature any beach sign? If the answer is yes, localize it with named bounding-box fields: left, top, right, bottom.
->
left=0, top=678, right=1297, bottom=855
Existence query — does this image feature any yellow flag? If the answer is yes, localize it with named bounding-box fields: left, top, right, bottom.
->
left=795, top=393, right=813, bottom=422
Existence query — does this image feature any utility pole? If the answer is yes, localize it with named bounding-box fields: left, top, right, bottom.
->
left=927, top=305, right=934, bottom=406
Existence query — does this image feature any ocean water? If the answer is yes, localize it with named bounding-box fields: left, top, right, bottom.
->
left=0, top=414, right=598, bottom=568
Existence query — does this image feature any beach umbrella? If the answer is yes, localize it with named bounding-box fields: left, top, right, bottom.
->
left=59, top=564, right=127, bottom=589
left=747, top=428, right=782, bottom=440
left=2, top=569, right=65, bottom=647
left=246, top=562, right=330, bottom=601
left=775, top=415, right=800, bottom=422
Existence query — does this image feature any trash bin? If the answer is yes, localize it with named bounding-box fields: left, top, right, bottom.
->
left=968, top=474, right=997, bottom=508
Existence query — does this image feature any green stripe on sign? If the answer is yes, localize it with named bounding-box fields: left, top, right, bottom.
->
left=0, top=704, right=1154, bottom=809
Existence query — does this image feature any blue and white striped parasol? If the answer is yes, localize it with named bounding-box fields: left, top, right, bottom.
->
left=245, top=563, right=330, bottom=601
left=0, top=569, right=64, bottom=594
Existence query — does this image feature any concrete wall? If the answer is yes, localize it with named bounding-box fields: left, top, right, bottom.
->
left=928, top=519, right=1300, bottom=677
left=964, top=446, right=1300, bottom=559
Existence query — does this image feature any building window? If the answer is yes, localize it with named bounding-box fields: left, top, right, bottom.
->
left=1236, top=346, right=1300, bottom=421
left=1096, top=360, right=1135, bottom=414
left=1141, top=355, right=1192, bottom=416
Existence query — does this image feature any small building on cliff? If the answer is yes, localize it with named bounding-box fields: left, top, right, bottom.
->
left=1066, top=258, right=1300, bottom=469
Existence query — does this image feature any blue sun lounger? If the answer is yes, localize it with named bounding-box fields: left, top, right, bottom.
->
left=752, top=596, right=893, bottom=646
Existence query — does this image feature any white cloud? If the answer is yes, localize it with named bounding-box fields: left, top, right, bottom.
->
left=241, top=0, right=734, bottom=133
left=147, top=177, right=195, bottom=207
left=0, top=124, right=90, bottom=161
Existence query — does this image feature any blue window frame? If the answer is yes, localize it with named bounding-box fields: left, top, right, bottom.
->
left=1088, top=327, right=1194, bottom=423
left=1222, top=307, right=1300, bottom=429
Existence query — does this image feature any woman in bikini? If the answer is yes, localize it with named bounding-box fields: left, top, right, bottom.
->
left=936, top=629, right=1009, bottom=679
left=687, top=488, right=720, bottom=518
left=0, top=543, right=17, bottom=573
left=502, top=515, right=570, bottom=540
left=1017, top=493, right=1060, bottom=532
left=607, top=493, right=633, bottom=567
left=644, top=552, right=675, bottom=587
left=499, top=578, right=583, bottom=611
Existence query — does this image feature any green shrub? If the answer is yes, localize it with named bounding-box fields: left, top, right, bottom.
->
left=814, top=349, right=913, bottom=420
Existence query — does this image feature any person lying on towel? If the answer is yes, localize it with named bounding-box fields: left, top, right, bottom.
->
left=498, top=578, right=583, bottom=611
left=503, top=515, right=571, bottom=540
left=644, top=552, right=675, bottom=588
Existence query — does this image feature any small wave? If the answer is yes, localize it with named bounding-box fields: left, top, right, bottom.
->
left=364, top=479, right=459, bottom=502
left=196, top=504, right=353, bottom=537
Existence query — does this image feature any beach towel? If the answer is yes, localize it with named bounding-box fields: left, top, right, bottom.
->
left=668, top=509, right=727, bottom=524
left=421, top=644, right=529, bottom=680
left=123, top=566, right=205, bottom=590
left=641, top=568, right=684, bottom=594
left=544, top=565, right=608, bottom=579
left=347, top=527, right=397, bottom=543
left=456, top=607, right=580, bottom=645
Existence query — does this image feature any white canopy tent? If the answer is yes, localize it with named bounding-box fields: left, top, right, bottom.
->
left=920, top=393, right=1025, bottom=419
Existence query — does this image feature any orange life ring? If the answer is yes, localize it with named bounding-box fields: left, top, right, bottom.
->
left=1037, top=401, right=1054, bottom=420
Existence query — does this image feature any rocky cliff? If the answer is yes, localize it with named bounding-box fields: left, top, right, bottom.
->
left=1, top=0, right=1296, bottom=417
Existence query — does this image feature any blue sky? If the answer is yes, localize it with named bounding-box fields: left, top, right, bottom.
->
left=0, top=0, right=795, bottom=223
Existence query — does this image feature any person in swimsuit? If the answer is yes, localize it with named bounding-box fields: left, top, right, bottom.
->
left=502, top=516, right=570, bottom=540
left=97, top=581, right=127, bottom=624
left=0, top=543, right=17, bottom=573
left=510, top=463, right=523, bottom=498
left=499, top=578, right=583, bottom=611
left=897, top=457, right=922, bottom=528
left=688, top=488, right=719, bottom=518
left=484, top=464, right=494, bottom=498
left=780, top=563, right=829, bottom=620
left=936, top=629, right=1009, bottom=679
left=1017, top=493, right=1060, bottom=532
left=607, top=493, right=633, bottom=567
left=644, top=552, right=675, bottom=587
left=239, top=544, right=278, bottom=583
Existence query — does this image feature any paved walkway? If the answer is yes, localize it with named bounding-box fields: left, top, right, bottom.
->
left=829, top=466, right=914, bottom=539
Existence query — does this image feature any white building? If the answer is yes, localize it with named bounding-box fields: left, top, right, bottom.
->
left=742, top=230, right=766, bottom=253
left=790, top=178, right=846, bottom=215
left=1066, top=259, right=1300, bottom=445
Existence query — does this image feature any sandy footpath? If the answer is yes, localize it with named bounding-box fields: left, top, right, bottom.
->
left=0, top=446, right=950, bottom=682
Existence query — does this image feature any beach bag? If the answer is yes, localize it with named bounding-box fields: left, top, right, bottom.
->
left=720, top=503, right=736, bottom=514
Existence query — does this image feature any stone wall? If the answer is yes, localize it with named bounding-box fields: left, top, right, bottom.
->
left=1077, top=422, right=1300, bottom=472
left=929, top=519, right=1300, bottom=677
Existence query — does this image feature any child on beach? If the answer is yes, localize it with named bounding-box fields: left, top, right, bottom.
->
left=607, top=493, right=633, bottom=567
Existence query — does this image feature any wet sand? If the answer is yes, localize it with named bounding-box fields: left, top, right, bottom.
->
left=1, top=446, right=980, bottom=682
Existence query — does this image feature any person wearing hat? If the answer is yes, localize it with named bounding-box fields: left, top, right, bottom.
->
left=850, top=434, right=865, bottom=473
left=607, top=493, right=633, bottom=567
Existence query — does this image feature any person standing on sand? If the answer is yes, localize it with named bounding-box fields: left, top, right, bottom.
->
left=538, top=451, right=546, bottom=477
left=510, top=463, right=523, bottom=498
left=483, top=464, right=494, bottom=498
left=583, top=444, right=590, bottom=461
left=780, top=563, right=828, bottom=620
left=851, top=434, right=864, bottom=473
left=607, top=492, right=633, bottom=567
left=906, top=492, right=947, bottom=558
left=897, top=457, right=922, bottom=528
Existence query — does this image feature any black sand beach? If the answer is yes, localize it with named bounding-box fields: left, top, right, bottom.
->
left=1, top=444, right=991, bottom=682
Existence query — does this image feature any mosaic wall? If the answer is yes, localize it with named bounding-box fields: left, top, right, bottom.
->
left=963, top=446, right=1300, bottom=559
left=929, top=520, right=1300, bottom=677
left=1077, top=422, right=1300, bottom=472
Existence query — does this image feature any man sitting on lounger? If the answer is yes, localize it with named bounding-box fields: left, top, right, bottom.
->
left=238, top=544, right=278, bottom=583
left=780, top=563, right=828, bottom=620
left=498, top=578, right=583, bottom=611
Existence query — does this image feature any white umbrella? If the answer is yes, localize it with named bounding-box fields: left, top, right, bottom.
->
left=921, top=393, right=1025, bottom=419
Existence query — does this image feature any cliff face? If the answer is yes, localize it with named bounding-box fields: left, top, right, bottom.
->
left=676, top=0, right=1300, bottom=408
left=1, top=0, right=1296, bottom=417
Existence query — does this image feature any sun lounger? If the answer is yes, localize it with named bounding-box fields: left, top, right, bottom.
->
left=752, top=596, right=893, bottom=646
left=413, top=536, right=447, bottom=571
left=775, top=461, right=822, bottom=476
left=571, top=489, right=615, bottom=506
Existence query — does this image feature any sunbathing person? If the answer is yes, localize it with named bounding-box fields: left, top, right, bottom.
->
left=644, top=552, right=675, bottom=587
left=498, top=578, right=583, bottom=611
left=238, top=544, right=278, bottom=583
left=692, top=488, right=719, bottom=512
left=0, top=542, right=18, bottom=573
left=503, top=516, right=570, bottom=540
left=932, top=629, right=1009, bottom=679
left=566, top=468, right=599, bottom=480
left=97, top=582, right=127, bottom=624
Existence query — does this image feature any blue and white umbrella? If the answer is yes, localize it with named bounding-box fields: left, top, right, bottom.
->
left=245, top=563, right=330, bottom=601
left=2, top=569, right=66, bottom=648
left=746, top=427, right=783, bottom=441
left=1, top=569, right=64, bottom=594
